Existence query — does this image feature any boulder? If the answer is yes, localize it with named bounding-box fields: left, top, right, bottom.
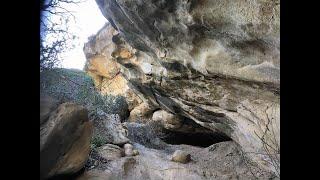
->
left=152, top=110, right=182, bottom=130
left=128, top=102, right=154, bottom=122
left=171, top=150, right=191, bottom=164
left=124, top=143, right=134, bottom=156
left=40, top=95, right=93, bottom=179
left=152, top=110, right=214, bottom=135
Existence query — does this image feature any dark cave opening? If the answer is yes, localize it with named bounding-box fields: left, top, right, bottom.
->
left=160, top=130, right=232, bottom=148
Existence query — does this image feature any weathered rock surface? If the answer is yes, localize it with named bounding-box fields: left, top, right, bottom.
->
left=84, top=24, right=143, bottom=113
left=152, top=110, right=213, bottom=134
left=128, top=102, right=155, bottom=123
left=171, top=150, right=191, bottom=164
left=83, top=140, right=276, bottom=180
left=97, top=144, right=124, bottom=161
left=152, top=110, right=182, bottom=130
left=40, top=95, right=93, bottom=179
left=76, top=169, right=115, bottom=180
left=95, top=0, right=279, bottom=84
left=85, top=0, right=280, bottom=175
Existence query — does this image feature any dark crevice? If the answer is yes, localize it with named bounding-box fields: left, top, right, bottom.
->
left=160, top=129, right=231, bottom=148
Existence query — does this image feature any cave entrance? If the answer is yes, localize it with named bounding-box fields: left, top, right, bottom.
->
left=160, top=130, right=231, bottom=148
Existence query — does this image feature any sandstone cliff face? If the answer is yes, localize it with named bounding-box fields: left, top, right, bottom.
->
left=85, top=0, right=280, bottom=175
left=84, top=24, right=144, bottom=113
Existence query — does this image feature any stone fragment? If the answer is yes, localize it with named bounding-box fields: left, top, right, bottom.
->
left=171, top=150, right=191, bottom=164
left=124, top=143, right=134, bottom=156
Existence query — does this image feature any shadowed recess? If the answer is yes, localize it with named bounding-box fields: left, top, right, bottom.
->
left=161, top=129, right=231, bottom=148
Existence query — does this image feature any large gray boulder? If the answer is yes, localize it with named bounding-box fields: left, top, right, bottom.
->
left=40, top=95, right=93, bottom=179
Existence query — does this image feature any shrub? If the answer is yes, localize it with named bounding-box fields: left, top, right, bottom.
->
left=90, top=135, right=107, bottom=150
left=40, top=68, right=129, bottom=120
left=126, top=121, right=168, bottom=150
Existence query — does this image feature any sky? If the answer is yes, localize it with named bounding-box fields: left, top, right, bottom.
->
left=59, top=0, right=107, bottom=70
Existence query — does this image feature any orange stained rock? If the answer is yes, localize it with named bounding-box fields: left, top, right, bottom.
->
left=119, top=48, right=133, bottom=59
left=87, top=56, right=120, bottom=79
left=100, top=75, right=129, bottom=96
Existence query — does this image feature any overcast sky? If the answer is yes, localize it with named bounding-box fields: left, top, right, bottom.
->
left=59, top=0, right=107, bottom=70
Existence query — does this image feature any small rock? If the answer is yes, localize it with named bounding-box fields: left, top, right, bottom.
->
left=124, top=143, right=133, bottom=156
left=94, top=161, right=99, bottom=166
left=141, top=62, right=152, bottom=74
left=171, top=150, right=191, bottom=164
left=132, top=149, right=139, bottom=156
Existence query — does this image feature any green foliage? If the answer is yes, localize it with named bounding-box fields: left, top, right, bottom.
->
left=40, top=68, right=94, bottom=102
left=97, top=95, right=129, bottom=119
left=40, top=68, right=129, bottom=119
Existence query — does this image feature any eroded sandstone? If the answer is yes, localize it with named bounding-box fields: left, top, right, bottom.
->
left=84, top=0, right=280, bottom=176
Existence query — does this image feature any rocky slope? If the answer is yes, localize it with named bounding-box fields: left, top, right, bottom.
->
left=77, top=122, right=277, bottom=179
left=82, top=0, right=280, bottom=178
